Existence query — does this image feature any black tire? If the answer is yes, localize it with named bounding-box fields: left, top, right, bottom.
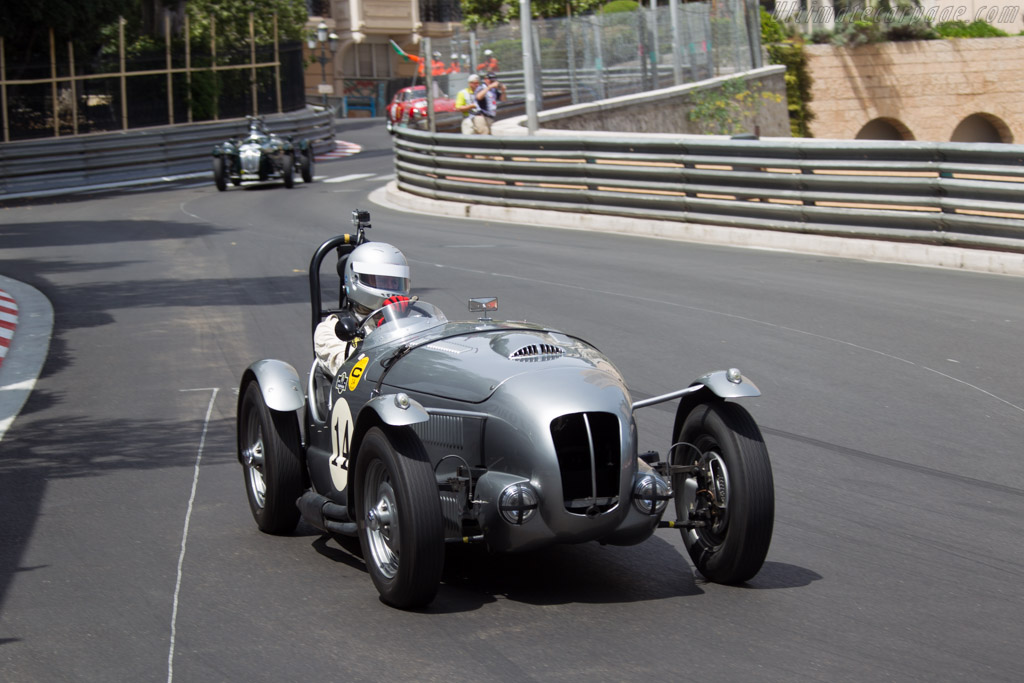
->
left=355, top=426, right=444, bottom=608
left=282, top=154, right=295, bottom=188
left=672, top=401, right=774, bottom=584
left=238, top=380, right=304, bottom=535
left=300, top=150, right=314, bottom=183
left=212, top=156, right=227, bottom=191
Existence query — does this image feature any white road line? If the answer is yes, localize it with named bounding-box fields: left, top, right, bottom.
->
left=370, top=173, right=396, bottom=182
left=323, top=173, right=375, bottom=184
left=168, top=387, right=219, bottom=683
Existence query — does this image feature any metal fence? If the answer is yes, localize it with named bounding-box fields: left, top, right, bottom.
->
left=417, top=1, right=759, bottom=106
left=0, top=108, right=334, bottom=199
left=0, top=13, right=306, bottom=143
left=392, top=128, right=1024, bottom=253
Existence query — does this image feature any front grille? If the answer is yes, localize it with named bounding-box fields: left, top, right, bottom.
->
left=240, top=147, right=261, bottom=173
left=550, top=412, right=620, bottom=514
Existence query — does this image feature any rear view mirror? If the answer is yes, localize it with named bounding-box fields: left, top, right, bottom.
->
left=334, top=312, right=360, bottom=341
left=468, top=297, right=498, bottom=312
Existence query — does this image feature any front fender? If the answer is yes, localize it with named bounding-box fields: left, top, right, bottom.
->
left=212, top=141, right=237, bottom=157
left=348, top=394, right=430, bottom=483
left=693, top=369, right=760, bottom=399
left=240, top=359, right=305, bottom=412
left=671, top=369, right=761, bottom=449
left=358, top=393, right=429, bottom=428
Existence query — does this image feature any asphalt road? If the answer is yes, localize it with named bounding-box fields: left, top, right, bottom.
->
left=1, top=117, right=1022, bottom=682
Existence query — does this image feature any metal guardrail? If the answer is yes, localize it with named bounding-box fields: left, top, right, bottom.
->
left=393, top=128, right=1024, bottom=252
left=0, top=108, right=334, bottom=198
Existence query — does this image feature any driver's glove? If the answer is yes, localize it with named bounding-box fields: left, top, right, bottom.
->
left=383, top=295, right=411, bottom=312
left=378, top=295, right=411, bottom=327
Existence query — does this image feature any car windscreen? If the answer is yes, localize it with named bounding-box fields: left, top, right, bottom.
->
left=360, top=300, right=448, bottom=350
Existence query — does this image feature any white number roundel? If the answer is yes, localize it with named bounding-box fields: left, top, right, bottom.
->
left=329, top=397, right=354, bottom=491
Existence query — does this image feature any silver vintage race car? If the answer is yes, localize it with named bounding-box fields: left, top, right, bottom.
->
left=211, top=115, right=314, bottom=191
left=237, top=210, right=775, bottom=608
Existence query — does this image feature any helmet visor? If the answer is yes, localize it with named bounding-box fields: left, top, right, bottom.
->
left=360, top=274, right=409, bottom=292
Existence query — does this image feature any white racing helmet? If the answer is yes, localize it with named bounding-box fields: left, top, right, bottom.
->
left=344, top=242, right=410, bottom=313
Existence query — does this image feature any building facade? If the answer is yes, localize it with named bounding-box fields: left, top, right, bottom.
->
left=303, top=0, right=462, bottom=116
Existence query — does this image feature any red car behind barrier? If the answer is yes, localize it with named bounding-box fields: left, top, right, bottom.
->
left=386, top=85, right=456, bottom=133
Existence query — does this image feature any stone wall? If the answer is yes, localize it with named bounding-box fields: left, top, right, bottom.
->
left=805, top=37, right=1024, bottom=142
left=529, top=66, right=790, bottom=138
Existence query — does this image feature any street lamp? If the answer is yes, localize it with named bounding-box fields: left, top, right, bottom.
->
left=315, top=21, right=338, bottom=109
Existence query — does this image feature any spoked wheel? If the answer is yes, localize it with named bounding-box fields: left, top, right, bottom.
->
left=281, top=154, right=295, bottom=188
left=300, top=150, right=314, bottom=183
left=212, top=156, right=227, bottom=191
left=355, top=426, right=444, bottom=609
left=672, top=401, right=774, bottom=584
left=238, top=380, right=303, bottom=534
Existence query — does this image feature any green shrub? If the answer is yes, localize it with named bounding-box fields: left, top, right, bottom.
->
left=761, top=8, right=814, bottom=137
left=760, top=6, right=788, bottom=44
left=885, top=17, right=939, bottom=42
left=809, top=29, right=834, bottom=45
left=687, top=78, right=782, bottom=136
left=935, top=20, right=1010, bottom=38
left=831, top=19, right=886, bottom=46
left=600, top=0, right=639, bottom=13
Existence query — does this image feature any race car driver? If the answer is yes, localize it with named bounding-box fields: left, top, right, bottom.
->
left=314, top=241, right=411, bottom=376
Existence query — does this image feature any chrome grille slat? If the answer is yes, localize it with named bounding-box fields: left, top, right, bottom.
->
left=509, top=343, right=564, bottom=361
left=413, top=414, right=464, bottom=451
left=438, top=491, right=463, bottom=540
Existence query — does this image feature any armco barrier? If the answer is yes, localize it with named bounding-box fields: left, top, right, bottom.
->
left=393, top=128, right=1024, bottom=253
left=0, top=108, right=334, bottom=199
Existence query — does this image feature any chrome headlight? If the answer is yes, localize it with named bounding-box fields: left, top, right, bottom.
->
left=632, top=473, right=670, bottom=516
left=498, top=483, right=538, bottom=525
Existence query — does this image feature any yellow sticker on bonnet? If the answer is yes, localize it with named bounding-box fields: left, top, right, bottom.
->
left=348, top=356, right=369, bottom=392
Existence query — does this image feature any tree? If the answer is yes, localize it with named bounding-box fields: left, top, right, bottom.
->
left=0, top=1, right=308, bottom=69
left=0, top=0, right=134, bottom=68
left=184, top=0, right=309, bottom=44
left=460, top=0, right=606, bottom=28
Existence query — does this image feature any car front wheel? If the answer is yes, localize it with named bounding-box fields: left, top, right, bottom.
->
left=355, top=426, right=444, bottom=608
left=212, top=156, right=227, bottom=191
left=281, top=154, right=295, bottom=188
left=300, top=150, right=314, bottom=183
left=672, top=401, right=774, bottom=584
left=238, top=380, right=303, bottom=534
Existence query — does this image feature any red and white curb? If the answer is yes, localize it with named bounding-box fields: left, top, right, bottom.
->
left=0, top=289, right=16, bottom=370
left=315, top=140, right=362, bottom=161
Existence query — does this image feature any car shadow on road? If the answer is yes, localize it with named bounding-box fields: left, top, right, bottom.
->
left=432, top=537, right=704, bottom=612
left=734, top=561, right=822, bottom=590
left=306, top=529, right=822, bottom=612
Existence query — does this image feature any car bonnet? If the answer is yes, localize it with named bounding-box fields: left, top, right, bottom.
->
left=377, top=324, right=624, bottom=403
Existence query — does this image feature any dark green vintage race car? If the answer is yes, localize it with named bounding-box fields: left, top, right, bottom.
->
left=211, top=116, right=314, bottom=190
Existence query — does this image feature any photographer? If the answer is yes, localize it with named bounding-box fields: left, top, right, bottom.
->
left=472, top=72, right=507, bottom=135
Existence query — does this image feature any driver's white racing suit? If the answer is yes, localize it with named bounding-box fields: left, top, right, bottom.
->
left=313, top=314, right=360, bottom=376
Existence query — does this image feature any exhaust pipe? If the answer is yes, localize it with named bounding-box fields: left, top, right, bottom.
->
left=297, top=491, right=358, bottom=537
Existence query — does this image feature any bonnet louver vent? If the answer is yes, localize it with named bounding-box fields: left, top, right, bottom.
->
left=509, top=343, right=565, bottom=361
